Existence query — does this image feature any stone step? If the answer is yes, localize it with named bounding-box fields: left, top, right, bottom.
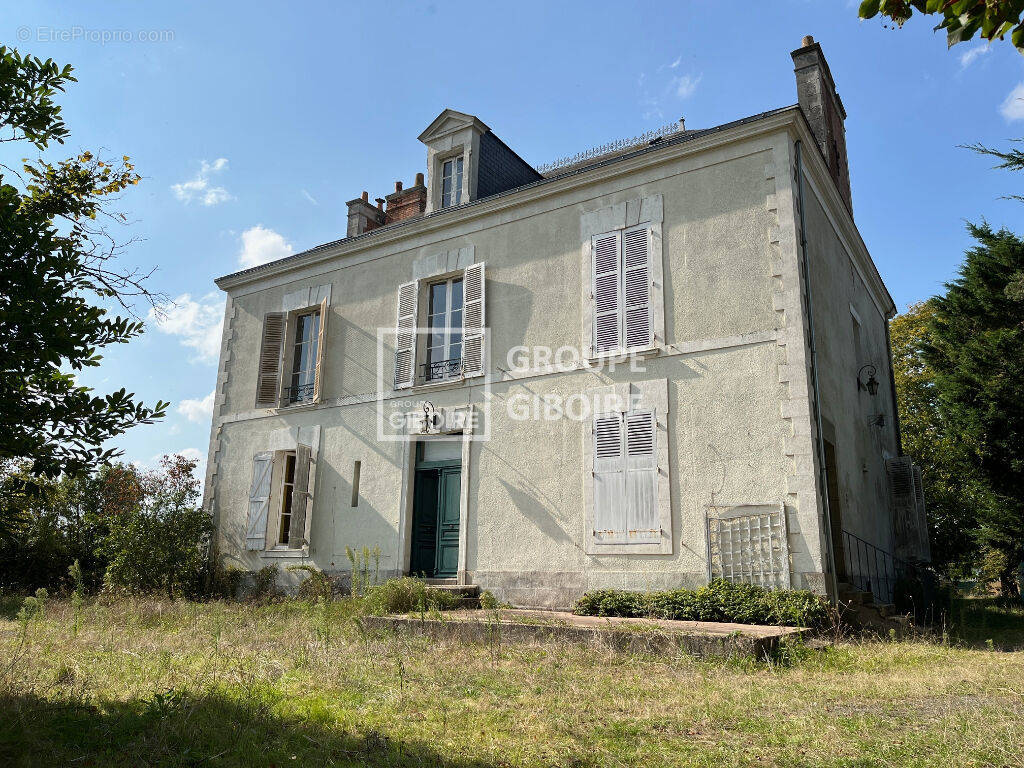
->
left=424, top=582, right=480, bottom=597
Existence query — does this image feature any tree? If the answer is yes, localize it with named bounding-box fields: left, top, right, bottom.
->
left=890, top=301, right=991, bottom=575
left=859, top=1, right=1024, bottom=54
left=924, top=223, right=1024, bottom=596
left=0, top=45, right=167, bottom=490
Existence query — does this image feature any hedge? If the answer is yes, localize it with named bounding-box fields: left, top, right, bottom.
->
left=573, top=580, right=829, bottom=628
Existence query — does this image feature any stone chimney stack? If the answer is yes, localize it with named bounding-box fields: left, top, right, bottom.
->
left=792, top=35, right=852, bottom=213
left=346, top=190, right=384, bottom=237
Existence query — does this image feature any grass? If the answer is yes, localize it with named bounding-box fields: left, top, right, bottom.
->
left=1, top=596, right=1023, bottom=767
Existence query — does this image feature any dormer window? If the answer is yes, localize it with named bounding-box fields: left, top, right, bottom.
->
left=441, top=156, right=464, bottom=208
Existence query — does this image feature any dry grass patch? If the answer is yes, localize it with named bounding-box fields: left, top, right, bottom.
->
left=1, top=597, right=1023, bottom=767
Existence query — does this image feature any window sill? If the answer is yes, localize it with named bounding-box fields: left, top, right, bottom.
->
left=260, top=547, right=309, bottom=559
left=276, top=400, right=318, bottom=413
left=586, top=344, right=662, bottom=366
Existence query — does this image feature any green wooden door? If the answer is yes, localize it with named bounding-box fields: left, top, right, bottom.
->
left=409, top=463, right=461, bottom=578
left=435, top=467, right=461, bottom=577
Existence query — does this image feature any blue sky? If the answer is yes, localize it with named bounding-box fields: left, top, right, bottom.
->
left=4, top=0, right=1024, bottom=475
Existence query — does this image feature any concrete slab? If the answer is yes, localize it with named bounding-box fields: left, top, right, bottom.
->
left=362, top=609, right=808, bottom=660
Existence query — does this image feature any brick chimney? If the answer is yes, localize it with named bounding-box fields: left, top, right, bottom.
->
left=792, top=36, right=852, bottom=213
left=384, top=172, right=427, bottom=225
left=346, top=190, right=384, bottom=237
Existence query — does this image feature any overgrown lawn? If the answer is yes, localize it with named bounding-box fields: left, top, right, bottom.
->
left=2, top=597, right=1023, bottom=767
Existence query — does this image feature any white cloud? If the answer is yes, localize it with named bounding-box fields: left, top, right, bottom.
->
left=673, top=73, right=702, bottom=99
left=1000, top=83, right=1024, bottom=122
left=238, top=225, right=293, bottom=268
left=178, top=389, right=216, bottom=423
left=149, top=292, right=224, bottom=363
left=301, top=189, right=319, bottom=205
left=959, top=44, right=991, bottom=69
left=171, top=158, right=232, bottom=206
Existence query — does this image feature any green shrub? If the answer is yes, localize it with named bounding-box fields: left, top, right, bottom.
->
left=573, top=580, right=829, bottom=628
left=479, top=590, right=500, bottom=610
left=251, top=565, right=279, bottom=601
left=364, top=577, right=458, bottom=615
left=287, top=565, right=334, bottom=602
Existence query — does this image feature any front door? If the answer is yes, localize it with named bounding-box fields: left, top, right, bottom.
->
left=410, top=458, right=461, bottom=578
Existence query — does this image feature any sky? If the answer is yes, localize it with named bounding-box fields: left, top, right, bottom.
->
left=4, top=0, right=1024, bottom=478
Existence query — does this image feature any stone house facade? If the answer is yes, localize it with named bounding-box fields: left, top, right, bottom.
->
left=202, top=38, right=928, bottom=608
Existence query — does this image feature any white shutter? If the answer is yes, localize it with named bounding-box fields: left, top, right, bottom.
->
left=288, top=443, right=312, bottom=548
left=394, top=280, right=418, bottom=389
left=255, top=313, right=286, bottom=408
left=462, top=262, right=486, bottom=377
left=624, top=410, right=659, bottom=540
left=593, top=412, right=625, bottom=538
left=245, top=452, right=273, bottom=550
left=312, top=297, right=328, bottom=403
left=622, top=226, right=652, bottom=349
left=592, top=232, right=621, bottom=354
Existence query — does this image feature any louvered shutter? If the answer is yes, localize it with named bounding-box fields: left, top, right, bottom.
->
left=622, top=226, right=652, bottom=349
left=394, top=280, right=418, bottom=389
left=245, top=452, right=273, bottom=550
left=593, top=412, right=625, bottom=538
left=462, top=262, right=486, bottom=377
left=288, top=443, right=312, bottom=548
left=255, top=313, right=286, bottom=408
left=592, top=232, right=621, bottom=353
left=624, top=410, right=659, bottom=540
left=312, top=297, right=328, bottom=403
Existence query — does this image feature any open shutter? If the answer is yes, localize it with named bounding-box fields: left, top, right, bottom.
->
left=288, top=443, right=312, bottom=548
left=462, top=262, right=486, bottom=377
left=394, top=280, right=418, bottom=389
left=592, top=232, right=621, bottom=353
left=245, top=452, right=273, bottom=550
left=312, top=297, right=328, bottom=403
left=593, top=412, right=625, bottom=539
left=255, top=313, right=286, bottom=408
left=624, top=410, right=659, bottom=540
left=622, top=226, right=652, bottom=349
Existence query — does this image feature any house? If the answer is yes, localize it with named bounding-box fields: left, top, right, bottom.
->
left=202, top=37, right=929, bottom=608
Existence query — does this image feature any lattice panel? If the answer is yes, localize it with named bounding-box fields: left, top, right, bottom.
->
left=707, top=504, right=791, bottom=589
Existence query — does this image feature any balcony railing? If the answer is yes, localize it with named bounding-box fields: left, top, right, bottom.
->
left=284, top=382, right=315, bottom=404
left=420, top=357, right=463, bottom=383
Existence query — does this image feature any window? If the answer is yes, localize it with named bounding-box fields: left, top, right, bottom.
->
left=591, top=225, right=652, bottom=355
left=288, top=310, right=320, bottom=403
left=425, top=277, right=463, bottom=381
left=441, top=156, right=463, bottom=208
left=592, top=408, right=660, bottom=544
left=394, top=262, right=485, bottom=389
left=277, top=451, right=297, bottom=546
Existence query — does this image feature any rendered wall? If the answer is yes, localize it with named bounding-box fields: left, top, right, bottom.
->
left=208, top=126, right=838, bottom=606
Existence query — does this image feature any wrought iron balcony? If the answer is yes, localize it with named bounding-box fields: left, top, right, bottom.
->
left=284, top=382, right=315, bottom=404
left=420, top=357, right=463, bottom=383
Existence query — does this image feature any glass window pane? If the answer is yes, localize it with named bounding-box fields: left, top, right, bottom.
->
left=450, top=279, right=463, bottom=310
left=449, top=343, right=461, bottom=361
left=450, top=309, right=462, bottom=329
left=430, top=282, right=447, bottom=314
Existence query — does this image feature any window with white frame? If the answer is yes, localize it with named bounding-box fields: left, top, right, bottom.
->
left=441, top=156, right=464, bottom=208
left=394, top=262, right=485, bottom=389
left=592, top=225, right=653, bottom=354
left=425, top=276, right=463, bottom=381
left=288, top=310, right=320, bottom=403
left=592, top=408, right=660, bottom=544
left=245, top=443, right=313, bottom=552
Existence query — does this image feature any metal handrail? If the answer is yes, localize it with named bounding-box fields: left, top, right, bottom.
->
left=284, top=382, right=315, bottom=404
left=420, top=357, right=463, bottom=382
left=841, top=529, right=909, bottom=605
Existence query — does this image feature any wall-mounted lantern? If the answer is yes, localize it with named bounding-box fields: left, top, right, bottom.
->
left=857, top=364, right=880, bottom=396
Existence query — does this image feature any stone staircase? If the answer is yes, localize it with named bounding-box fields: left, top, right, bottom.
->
left=837, top=582, right=909, bottom=633
left=423, top=578, right=481, bottom=608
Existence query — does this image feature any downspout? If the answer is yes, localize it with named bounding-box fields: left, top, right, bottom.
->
left=794, top=140, right=840, bottom=601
